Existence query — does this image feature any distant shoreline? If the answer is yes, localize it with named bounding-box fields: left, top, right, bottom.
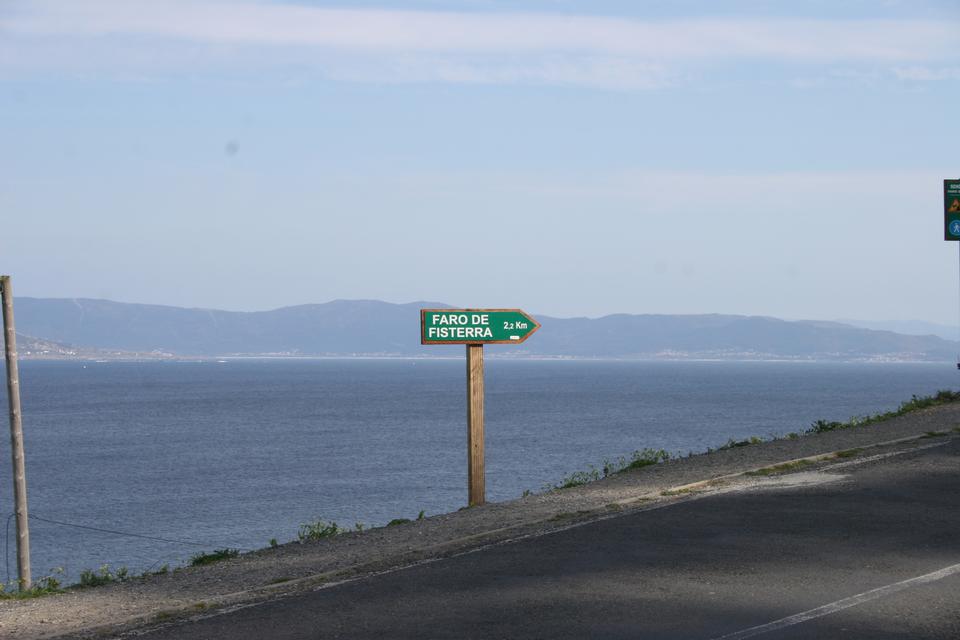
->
left=14, top=298, right=958, bottom=364
left=18, top=353, right=954, bottom=365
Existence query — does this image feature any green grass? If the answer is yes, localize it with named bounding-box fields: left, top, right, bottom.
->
left=552, top=468, right=602, bottom=490
left=296, top=515, right=413, bottom=540
left=78, top=564, right=130, bottom=587
left=141, top=564, right=169, bottom=578
left=2, top=557, right=212, bottom=599
left=745, top=459, right=815, bottom=477
left=2, top=562, right=177, bottom=599
left=710, top=436, right=764, bottom=452
left=539, top=391, right=960, bottom=497
left=386, top=510, right=426, bottom=527
left=550, top=448, right=671, bottom=490
left=0, top=573, right=64, bottom=600
left=297, top=519, right=346, bottom=542
left=808, top=390, right=960, bottom=434
left=621, top=448, right=671, bottom=471
left=700, top=390, right=960, bottom=457
left=386, top=518, right=411, bottom=527
left=189, top=549, right=240, bottom=567
left=834, top=448, right=862, bottom=459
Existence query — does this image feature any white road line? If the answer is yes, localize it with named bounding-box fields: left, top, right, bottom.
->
left=710, top=561, right=960, bottom=640
left=821, top=439, right=953, bottom=472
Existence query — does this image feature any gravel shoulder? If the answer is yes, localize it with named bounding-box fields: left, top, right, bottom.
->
left=3, top=403, right=960, bottom=640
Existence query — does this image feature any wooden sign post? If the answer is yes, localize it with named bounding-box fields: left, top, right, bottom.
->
left=466, top=344, right=484, bottom=506
left=421, top=309, right=540, bottom=506
left=1, top=276, right=31, bottom=590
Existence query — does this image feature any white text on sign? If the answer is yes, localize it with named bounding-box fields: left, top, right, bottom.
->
left=426, top=313, right=494, bottom=340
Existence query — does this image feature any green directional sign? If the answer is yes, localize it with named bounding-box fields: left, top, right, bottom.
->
left=945, top=179, right=960, bottom=241
left=421, top=309, right=540, bottom=345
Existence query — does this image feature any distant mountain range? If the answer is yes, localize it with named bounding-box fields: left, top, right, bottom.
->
left=10, top=297, right=959, bottom=362
left=834, top=318, right=959, bottom=342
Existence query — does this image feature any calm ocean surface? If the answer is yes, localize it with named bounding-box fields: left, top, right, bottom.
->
left=0, top=359, right=957, bottom=583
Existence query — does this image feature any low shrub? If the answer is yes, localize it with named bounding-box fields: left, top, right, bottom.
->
left=0, top=572, right=63, bottom=599
left=297, top=519, right=345, bottom=542
left=79, top=564, right=129, bottom=587
left=189, top=549, right=240, bottom=567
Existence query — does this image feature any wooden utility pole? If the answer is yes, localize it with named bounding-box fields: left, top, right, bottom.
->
left=1, top=276, right=31, bottom=590
left=466, top=344, right=485, bottom=506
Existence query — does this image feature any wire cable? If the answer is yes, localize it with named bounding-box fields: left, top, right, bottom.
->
left=28, top=514, right=250, bottom=551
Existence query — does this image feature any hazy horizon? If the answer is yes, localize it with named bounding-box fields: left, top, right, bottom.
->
left=11, top=293, right=960, bottom=339
left=4, top=1, right=959, bottom=324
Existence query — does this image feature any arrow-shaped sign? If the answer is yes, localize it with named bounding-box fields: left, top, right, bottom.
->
left=421, top=309, right=540, bottom=345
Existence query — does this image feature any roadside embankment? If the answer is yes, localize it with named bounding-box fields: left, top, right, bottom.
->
left=2, top=400, right=960, bottom=639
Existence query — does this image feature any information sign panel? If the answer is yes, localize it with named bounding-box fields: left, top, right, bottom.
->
left=945, top=179, right=960, bottom=240
left=420, top=309, right=540, bottom=345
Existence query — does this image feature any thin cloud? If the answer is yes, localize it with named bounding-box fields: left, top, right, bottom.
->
left=892, top=66, right=960, bottom=81
left=5, top=1, right=952, bottom=60
left=1, top=1, right=956, bottom=88
left=322, top=54, right=674, bottom=90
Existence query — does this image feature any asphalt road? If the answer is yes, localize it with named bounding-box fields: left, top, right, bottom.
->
left=131, top=437, right=960, bottom=639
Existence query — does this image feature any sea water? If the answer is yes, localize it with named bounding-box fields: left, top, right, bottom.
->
left=0, top=359, right=955, bottom=583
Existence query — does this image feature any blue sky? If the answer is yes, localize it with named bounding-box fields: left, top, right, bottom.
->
left=2, top=1, right=959, bottom=323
